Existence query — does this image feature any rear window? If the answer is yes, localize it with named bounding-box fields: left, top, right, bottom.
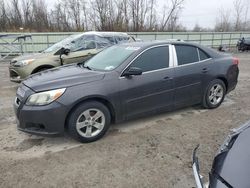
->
left=175, top=45, right=199, bottom=65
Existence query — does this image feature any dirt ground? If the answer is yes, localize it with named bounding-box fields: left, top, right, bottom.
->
left=0, top=53, right=250, bottom=188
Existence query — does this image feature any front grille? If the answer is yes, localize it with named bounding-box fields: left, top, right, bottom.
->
left=9, top=69, right=19, bottom=78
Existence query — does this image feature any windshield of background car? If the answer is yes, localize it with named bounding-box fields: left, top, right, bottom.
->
left=43, top=34, right=82, bottom=53
left=43, top=34, right=112, bottom=53
left=84, top=45, right=141, bottom=71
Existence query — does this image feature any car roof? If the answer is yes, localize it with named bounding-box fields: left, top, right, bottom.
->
left=80, top=31, right=129, bottom=37
left=117, top=40, right=198, bottom=48
left=118, top=41, right=224, bottom=58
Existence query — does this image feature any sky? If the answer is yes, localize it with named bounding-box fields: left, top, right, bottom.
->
left=178, top=0, right=235, bottom=29
left=45, top=0, right=237, bottom=29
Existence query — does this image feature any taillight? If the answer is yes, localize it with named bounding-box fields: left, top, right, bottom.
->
left=233, top=57, right=239, bottom=65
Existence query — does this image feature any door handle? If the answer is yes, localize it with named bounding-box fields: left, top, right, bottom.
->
left=163, top=76, right=171, bottom=80
left=202, top=68, right=209, bottom=73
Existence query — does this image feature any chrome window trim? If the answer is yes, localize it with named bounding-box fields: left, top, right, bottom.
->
left=172, top=45, right=212, bottom=68
left=119, top=44, right=173, bottom=78
left=197, top=48, right=201, bottom=61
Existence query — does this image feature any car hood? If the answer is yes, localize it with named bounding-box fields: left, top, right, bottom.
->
left=12, top=52, right=53, bottom=62
left=23, top=64, right=105, bottom=92
left=210, top=121, right=250, bottom=188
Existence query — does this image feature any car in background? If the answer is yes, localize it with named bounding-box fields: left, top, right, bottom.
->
left=14, top=41, right=239, bottom=142
left=9, top=31, right=135, bottom=82
left=237, top=37, right=250, bottom=51
left=193, top=120, right=250, bottom=188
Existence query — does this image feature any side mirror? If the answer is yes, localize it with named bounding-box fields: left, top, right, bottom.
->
left=55, top=47, right=70, bottom=56
left=123, top=67, right=142, bottom=77
left=62, top=48, right=70, bottom=55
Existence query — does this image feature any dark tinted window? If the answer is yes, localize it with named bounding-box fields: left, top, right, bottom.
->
left=175, top=45, right=199, bottom=65
left=130, top=46, right=169, bottom=72
left=198, top=49, right=210, bottom=61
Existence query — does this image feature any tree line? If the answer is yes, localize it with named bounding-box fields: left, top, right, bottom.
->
left=0, top=0, right=186, bottom=32
left=193, top=0, right=250, bottom=32
left=0, top=0, right=249, bottom=32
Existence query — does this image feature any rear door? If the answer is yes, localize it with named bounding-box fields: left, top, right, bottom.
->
left=173, top=45, right=213, bottom=108
left=119, top=45, right=175, bottom=119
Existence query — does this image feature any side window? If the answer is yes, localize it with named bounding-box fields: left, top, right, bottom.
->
left=175, top=45, right=199, bottom=65
left=96, top=42, right=111, bottom=49
left=130, top=46, right=169, bottom=72
left=198, top=48, right=210, bottom=61
left=71, top=35, right=96, bottom=51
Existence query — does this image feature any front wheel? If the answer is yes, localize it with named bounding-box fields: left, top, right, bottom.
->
left=202, top=79, right=226, bottom=109
left=68, top=101, right=111, bottom=143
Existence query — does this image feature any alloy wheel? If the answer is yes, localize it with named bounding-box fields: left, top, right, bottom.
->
left=208, top=84, right=224, bottom=105
left=76, top=108, right=105, bottom=138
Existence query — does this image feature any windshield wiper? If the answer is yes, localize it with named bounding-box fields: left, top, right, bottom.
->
left=83, top=64, right=92, bottom=70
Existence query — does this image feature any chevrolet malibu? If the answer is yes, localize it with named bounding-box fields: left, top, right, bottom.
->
left=14, top=42, right=239, bottom=142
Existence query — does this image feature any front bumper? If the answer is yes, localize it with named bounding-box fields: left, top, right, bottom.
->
left=9, top=65, right=31, bottom=83
left=14, top=97, right=68, bottom=136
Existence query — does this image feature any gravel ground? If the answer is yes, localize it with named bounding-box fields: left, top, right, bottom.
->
left=0, top=53, right=249, bottom=188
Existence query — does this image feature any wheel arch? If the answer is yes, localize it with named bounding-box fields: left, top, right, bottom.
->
left=215, top=76, right=228, bottom=92
left=64, top=96, right=116, bottom=130
left=31, top=64, right=55, bottom=74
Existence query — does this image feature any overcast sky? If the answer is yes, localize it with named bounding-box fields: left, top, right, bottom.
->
left=178, top=0, right=235, bottom=29
left=45, top=0, right=240, bottom=29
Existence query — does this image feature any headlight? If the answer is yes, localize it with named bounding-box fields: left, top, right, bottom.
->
left=26, top=88, right=66, bottom=106
left=14, top=59, right=35, bottom=67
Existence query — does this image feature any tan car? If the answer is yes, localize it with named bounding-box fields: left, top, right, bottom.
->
left=9, top=31, right=135, bottom=82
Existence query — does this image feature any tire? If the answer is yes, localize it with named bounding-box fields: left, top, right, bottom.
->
left=202, top=79, right=226, bottom=109
left=68, top=101, right=111, bottom=143
left=32, top=67, right=52, bottom=74
left=36, top=67, right=51, bottom=73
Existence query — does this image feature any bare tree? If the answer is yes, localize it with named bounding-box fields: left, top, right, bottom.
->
left=82, top=1, right=89, bottom=31
left=0, top=1, right=9, bottom=31
left=234, top=0, right=245, bottom=30
left=233, top=0, right=250, bottom=31
left=31, top=0, right=49, bottom=31
left=0, top=0, right=187, bottom=32
left=147, top=0, right=157, bottom=31
left=129, top=0, right=149, bottom=31
left=160, top=0, right=185, bottom=31
left=50, top=2, right=71, bottom=31
left=9, top=0, right=23, bottom=29
left=214, top=7, right=232, bottom=31
left=21, top=0, right=32, bottom=30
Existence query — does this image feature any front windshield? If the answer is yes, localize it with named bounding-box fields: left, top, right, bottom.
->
left=43, top=34, right=113, bottom=53
left=84, top=45, right=141, bottom=71
left=43, top=34, right=82, bottom=53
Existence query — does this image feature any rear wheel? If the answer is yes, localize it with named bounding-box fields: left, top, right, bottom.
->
left=68, top=101, right=111, bottom=143
left=202, top=79, right=226, bottom=109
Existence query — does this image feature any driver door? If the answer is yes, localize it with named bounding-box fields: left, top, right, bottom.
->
left=119, top=45, right=175, bottom=119
left=62, top=35, right=97, bottom=64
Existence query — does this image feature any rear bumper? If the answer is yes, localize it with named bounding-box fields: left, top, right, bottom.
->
left=14, top=99, right=68, bottom=136
left=226, top=65, right=239, bottom=93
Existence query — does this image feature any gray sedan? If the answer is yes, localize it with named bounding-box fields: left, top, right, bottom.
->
left=14, top=41, right=239, bottom=142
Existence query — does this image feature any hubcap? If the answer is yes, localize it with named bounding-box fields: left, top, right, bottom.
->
left=76, top=108, right=105, bottom=138
left=208, top=84, right=224, bottom=105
